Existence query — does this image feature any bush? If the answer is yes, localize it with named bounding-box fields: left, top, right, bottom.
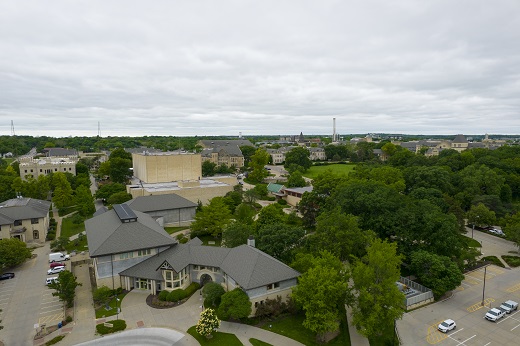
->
left=502, top=255, right=520, bottom=268
left=168, top=289, right=187, bottom=302
left=93, top=286, right=112, bottom=306
left=158, top=290, right=169, bottom=301
left=65, top=315, right=73, bottom=323
left=44, top=335, right=66, bottom=345
left=254, top=296, right=288, bottom=318
left=277, top=199, right=287, bottom=205
left=96, top=319, right=126, bottom=335
left=253, top=203, right=262, bottom=209
left=481, top=256, right=505, bottom=268
left=265, top=196, right=276, bottom=201
left=46, top=230, right=56, bottom=241
left=185, top=282, right=201, bottom=296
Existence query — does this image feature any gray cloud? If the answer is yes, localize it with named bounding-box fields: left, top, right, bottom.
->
left=1, top=0, right=519, bottom=137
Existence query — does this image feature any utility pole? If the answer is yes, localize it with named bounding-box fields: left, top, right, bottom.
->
left=481, top=265, right=488, bottom=306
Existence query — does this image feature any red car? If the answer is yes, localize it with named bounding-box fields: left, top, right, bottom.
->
left=50, top=262, right=64, bottom=268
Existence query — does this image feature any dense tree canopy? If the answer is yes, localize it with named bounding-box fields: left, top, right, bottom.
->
left=0, top=238, right=32, bottom=269
left=191, top=197, right=232, bottom=238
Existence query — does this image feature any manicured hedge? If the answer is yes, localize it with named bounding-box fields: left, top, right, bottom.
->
left=96, top=319, right=126, bottom=335
left=158, top=290, right=169, bottom=301
left=502, top=255, right=520, bottom=268
left=185, top=282, right=201, bottom=296
left=168, top=289, right=187, bottom=302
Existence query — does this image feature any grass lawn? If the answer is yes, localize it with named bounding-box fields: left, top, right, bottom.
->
left=303, top=164, right=356, bottom=180
left=61, top=216, right=87, bottom=238
left=65, top=235, right=88, bottom=253
left=164, top=226, right=188, bottom=235
left=249, top=339, right=272, bottom=346
left=481, top=256, right=505, bottom=268
left=502, top=255, right=520, bottom=268
left=95, top=293, right=128, bottom=319
left=261, top=313, right=350, bottom=346
left=464, top=237, right=482, bottom=248
left=187, top=326, right=243, bottom=345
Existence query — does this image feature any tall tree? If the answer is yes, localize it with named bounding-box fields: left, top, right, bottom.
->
left=467, top=203, right=496, bottom=228
left=196, top=308, right=220, bottom=339
left=109, top=157, right=132, bottom=183
left=52, top=172, right=74, bottom=212
left=248, top=148, right=270, bottom=183
left=410, top=250, right=464, bottom=299
left=217, top=288, right=252, bottom=320
left=75, top=185, right=95, bottom=216
left=191, top=197, right=232, bottom=238
left=0, top=238, right=32, bottom=269
left=292, top=251, right=350, bottom=343
left=351, top=239, right=405, bottom=339
left=48, top=270, right=82, bottom=308
left=286, top=170, right=306, bottom=188
left=284, top=147, right=312, bottom=173
left=222, top=222, right=254, bottom=248
left=256, top=223, right=305, bottom=263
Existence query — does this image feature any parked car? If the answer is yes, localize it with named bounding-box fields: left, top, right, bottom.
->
left=485, top=307, right=506, bottom=321
left=50, top=262, right=65, bottom=268
left=49, top=252, right=70, bottom=263
left=0, top=272, right=15, bottom=280
left=438, top=319, right=456, bottom=333
left=491, top=228, right=505, bottom=236
left=47, top=266, right=66, bottom=275
left=500, top=300, right=518, bottom=314
left=46, top=277, right=58, bottom=285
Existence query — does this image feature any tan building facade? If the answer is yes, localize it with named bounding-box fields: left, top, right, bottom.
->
left=132, top=152, right=202, bottom=183
left=19, top=157, right=78, bottom=180
left=0, top=198, right=51, bottom=244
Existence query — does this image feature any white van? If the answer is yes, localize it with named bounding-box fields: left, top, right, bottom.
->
left=49, top=252, right=70, bottom=263
left=46, top=277, right=58, bottom=285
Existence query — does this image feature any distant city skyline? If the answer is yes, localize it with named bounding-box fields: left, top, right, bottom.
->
left=1, top=1, right=520, bottom=137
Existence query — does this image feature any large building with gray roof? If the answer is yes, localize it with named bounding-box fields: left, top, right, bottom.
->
left=199, top=139, right=254, bottom=168
left=124, top=194, right=197, bottom=227
left=0, top=197, right=51, bottom=244
left=86, top=204, right=299, bottom=315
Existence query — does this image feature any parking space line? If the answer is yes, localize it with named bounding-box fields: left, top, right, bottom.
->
left=447, top=331, right=475, bottom=346
left=467, top=298, right=494, bottom=312
left=40, top=307, right=63, bottom=314
left=497, top=310, right=520, bottom=324
left=487, top=266, right=504, bottom=275
left=463, top=277, right=480, bottom=285
left=38, top=313, right=64, bottom=324
left=506, top=282, right=520, bottom=293
left=483, top=343, right=491, bottom=346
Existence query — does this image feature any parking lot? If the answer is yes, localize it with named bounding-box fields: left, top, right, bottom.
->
left=0, top=244, right=67, bottom=345
left=398, top=265, right=520, bottom=345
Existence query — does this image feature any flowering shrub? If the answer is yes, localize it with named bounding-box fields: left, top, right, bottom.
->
left=195, top=308, right=220, bottom=338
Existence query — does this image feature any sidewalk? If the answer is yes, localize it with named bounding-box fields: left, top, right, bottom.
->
left=345, top=305, right=370, bottom=346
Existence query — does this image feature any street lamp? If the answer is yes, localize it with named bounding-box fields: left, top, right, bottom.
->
left=116, top=297, right=120, bottom=320
left=481, top=265, right=488, bottom=306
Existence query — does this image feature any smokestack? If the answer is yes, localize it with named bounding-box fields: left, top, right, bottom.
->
left=333, top=118, right=336, bottom=142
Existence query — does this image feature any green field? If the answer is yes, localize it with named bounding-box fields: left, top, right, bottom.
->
left=303, top=164, right=356, bottom=180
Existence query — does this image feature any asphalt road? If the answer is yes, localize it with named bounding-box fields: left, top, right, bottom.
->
left=465, top=228, right=519, bottom=259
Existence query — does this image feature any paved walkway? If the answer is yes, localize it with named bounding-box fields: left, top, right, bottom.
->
left=464, top=227, right=519, bottom=268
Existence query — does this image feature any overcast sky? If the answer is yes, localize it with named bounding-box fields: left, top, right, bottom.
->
left=1, top=0, right=519, bottom=137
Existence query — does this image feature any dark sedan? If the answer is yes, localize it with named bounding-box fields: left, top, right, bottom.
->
left=0, top=272, right=15, bottom=280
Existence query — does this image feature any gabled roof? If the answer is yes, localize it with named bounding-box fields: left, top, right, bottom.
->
left=125, top=194, right=197, bottom=213
left=120, top=241, right=300, bottom=290
left=0, top=198, right=51, bottom=225
left=283, top=186, right=313, bottom=194
left=44, top=148, right=78, bottom=157
left=85, top=206, right=176, bottom=257
left=199, top=140, right=254, bottom=157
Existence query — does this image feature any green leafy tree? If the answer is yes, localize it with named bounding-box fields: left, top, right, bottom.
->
left=107, top=191, right=133, bottom=205
left=504, top=212, right=520, bottom=249
left=292, top=251, right=350, bottom=343
left=240, top=145, right=257, bottom=167
left=351, top=239, right=405, bottom=339
left=191, top=197, right=232, bottom=238
left=257, top=223, right=305, bottom=263
left=311, top=208, right=375, bottom=261
left=287, top=170, right=306, bottom=188
left=48, top=270, right=82, bottom=308
left=202, top=160, right=217, bottom=177
left=109, top=147, right=132, bottom=160
left=93, top=286, right=113, bottom=306
left=95, top=182, right=126, bottom=200
left=284, top=147, right=312, bottom=173
left=255, top=204, right=286, bottom=232
left=52, top=172, right=74, bottom=212
left=467, top=203, right=496, bottom=228
left=109, top=157, right=132, bottom=184
left=217, top=288, right=252, bottom=320
left=248, top=148, right=270, bottom=183
left=253, top=183, right=268, bottom=198
left=410, top=250, right=464, bottom=299
left=50, top=236, right=70, bottom=252
left=0, top=238, right=32, bottom=269
left=234, top=203, right=256, bottom=225
left=222, top=222, right=254, bottom=248
left=196, top=308, right=220, bottom=339
left=202, top=282, right=226, bottom=308
left=75, top=185, right=95, bottom=216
